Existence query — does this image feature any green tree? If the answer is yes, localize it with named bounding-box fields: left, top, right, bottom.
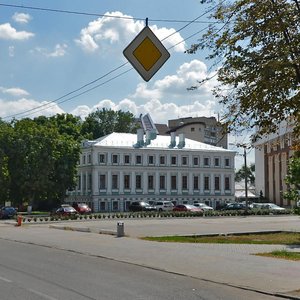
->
left=284, top=153, right=300, bottom=206
left=235, top=163, right=255, bottom=184
left=81, top=108, right=138, bottom=139
left=188, top=0, right=300, bottom=142
left=5, top=119, right=80, bottom=210
left=0, top=120, right=13, bottom=204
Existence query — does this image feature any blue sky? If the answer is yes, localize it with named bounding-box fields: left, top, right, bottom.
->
left=0, top=0, right=254, bottom=167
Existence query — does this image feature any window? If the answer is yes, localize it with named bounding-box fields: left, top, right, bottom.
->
left=112, top=175, right=118, bottom=189
left=225, top=158, right=230, bottom=167
left=214, top=176, right=220, bottom=190
left=225, top=177, right=231, bottom=190
left=124, top=155, right=130, bottom=164
left=182, top=175, right=188, bottom=189
left=159, top=155, right=165, bottom=165
left=148, top=175, right=154, bottom=189
left=136, top=155, right=142, bottom=165
left=191, top=127, right=195, bottom=132
left=204, top=157, right=210, bottom=167
left=193, top=176, right=199, bottom=190
left=193, top=157, right=199, bottom=166
left=99, top=154, right=106, bottom=164
left=83, top=155, right=86, bottom=165
left=171, top=156, right=177, bottom=165
left=112, top=154, right=118, bottom=164
left=99, top=175, right=106, bottom=189
left=182, top=156, right=188, bottom=166
left=88, top=154, right=91, bottom=164
left=83, top=174, right=86, bottom=191
left=214, top=157, right=220, bottom=167
left=148, top=155, right=154, bottom=165
left=124, top=175, right=130, bottom=189
left=204, top=176, right=210, bottom=190
left=171, top=175, right=177, bottom=189
left=159, top=175, right=165, bottom=189
left=136, top=175, right=142, bottom=189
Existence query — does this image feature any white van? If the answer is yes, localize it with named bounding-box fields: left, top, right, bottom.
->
left=155, top=201, right=174, bottom=211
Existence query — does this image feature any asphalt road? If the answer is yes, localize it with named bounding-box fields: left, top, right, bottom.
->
left=0, top=238, right=281, bottom=300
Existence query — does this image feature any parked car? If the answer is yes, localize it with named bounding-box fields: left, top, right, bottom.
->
left=260, top=203, right=285, bottom=211
left=193, top=203, right=214, bottom=211
left=0, top=206, right=17, bottom=219
left=173, top=204, right=203, bottom=213
left=56, top=205, right=78, bottom=216
left=129, top=201, right=157, bottom=212
left=222, top=203, right=247, bottom=210
left=154, top=201, right=174, bottom=211
left=73, top=203, right=92, bottom=214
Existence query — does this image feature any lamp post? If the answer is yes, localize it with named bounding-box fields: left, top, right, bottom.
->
left=230, top=143, right=250, bottom=211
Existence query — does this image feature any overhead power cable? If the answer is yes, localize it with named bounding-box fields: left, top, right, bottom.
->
left=0, top=2, right=219, bottom=24
left=2, top=1, right=224, bottom=119
left=2, top=62, right=129, bottom=120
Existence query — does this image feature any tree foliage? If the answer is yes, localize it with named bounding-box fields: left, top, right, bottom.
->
left=81, top=108, right=138, bottom=139
left=284, top=152, right=300, bottom=204
left=235, top=163, right=255, bottom=184
left=0, top=117, right=80, bottom=209
left=189, top=0, right=300, bottom=143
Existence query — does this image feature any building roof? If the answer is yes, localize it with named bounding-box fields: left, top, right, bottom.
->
left=86, top=132, right=234, bottom=153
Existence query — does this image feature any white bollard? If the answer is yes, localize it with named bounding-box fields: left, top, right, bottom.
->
left=117, top=221, right=124, bottom=237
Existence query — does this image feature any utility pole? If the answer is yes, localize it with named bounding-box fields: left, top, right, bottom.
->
left=243, top=145, right=248, bottom=212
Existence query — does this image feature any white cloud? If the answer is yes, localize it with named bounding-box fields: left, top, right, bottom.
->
left=71, top=98, right=215, bottom=124
left=75, top=11, right=185, bottom=53
left=12, top=12, right=32, bottom=24
left=0, top=98, right=64, bottom=119
left=0, top=87, right=30, bottom=97
left=0, top=23, right=34, bottom=40
left=32, top=44, right=68, bottom=57
left=131, top=59, right=218, bottom=103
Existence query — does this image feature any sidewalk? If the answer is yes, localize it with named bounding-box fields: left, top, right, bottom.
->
left=1, top=215, right=300, bottom=299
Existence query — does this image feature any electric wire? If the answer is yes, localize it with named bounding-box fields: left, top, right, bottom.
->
left=0, top=2, right=219, bottom=24
left=2, top=1, right=224, bottom=119
left=2, top=62, right=130, bottom=120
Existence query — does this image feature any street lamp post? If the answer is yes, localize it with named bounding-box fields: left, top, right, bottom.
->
left=243, top=145, right=249, bottom=212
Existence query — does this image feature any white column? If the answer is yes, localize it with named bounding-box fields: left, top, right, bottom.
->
left=178, top=171, right=182, bottom=194
left=167, top=172, right=171, bottom=194
left=119, top=170, right=124, bottom=193
left=210, top=173, right=214, bottom=195
left=155, top=170, right=160, bottom=195
left=200, top=173, right=204, bottom=194
left=189, top=172, right=193, bottom=195
left=143, top=171, right=148, bottom=194
left=107, top=170, right=112, bottom=195
left=131, top=171, right=135, bottom=193
left=80, top=171, right=83, bottom=194
left=92, top=169, right=98, bottom=195
left=221, top=173, right=225, bottom=194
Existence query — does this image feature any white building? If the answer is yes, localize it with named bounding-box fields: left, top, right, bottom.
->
left=66, top=130, right=236, bottom=212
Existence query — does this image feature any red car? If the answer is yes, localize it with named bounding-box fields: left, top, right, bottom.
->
left=73, top=203, right=92, bottom=214
left=173, top=204, right=203, bottom=213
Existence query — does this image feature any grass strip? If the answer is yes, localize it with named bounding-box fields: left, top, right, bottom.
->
left=142, top=232, right=300, bottom=245
left=255, top=250, right=300, bottom=261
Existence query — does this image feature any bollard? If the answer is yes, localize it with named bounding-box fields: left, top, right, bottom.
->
left=117, top=221, right=124, bottom=237
left=16, top=215, right=22, bottom=227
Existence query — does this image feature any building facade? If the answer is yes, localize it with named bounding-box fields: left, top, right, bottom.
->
left=66, top=131, right=235, bottom=212
left=168, top=116, right=228, bottom=149
left=254, top=121, right=294, bottom=206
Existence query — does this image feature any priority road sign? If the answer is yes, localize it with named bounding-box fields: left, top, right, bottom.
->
left=123, top=26, right=170, bottom=82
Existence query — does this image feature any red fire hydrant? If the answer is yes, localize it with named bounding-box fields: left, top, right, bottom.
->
left=16, top=215, right=22, bottom=227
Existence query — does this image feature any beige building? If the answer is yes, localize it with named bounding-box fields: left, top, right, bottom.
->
left=254, top=121, right=294, bottom=206
left=167, top=117, right=228, bottom=149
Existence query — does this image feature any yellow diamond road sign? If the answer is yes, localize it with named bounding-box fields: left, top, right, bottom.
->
left=123, top=26, right=170, bottom=82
